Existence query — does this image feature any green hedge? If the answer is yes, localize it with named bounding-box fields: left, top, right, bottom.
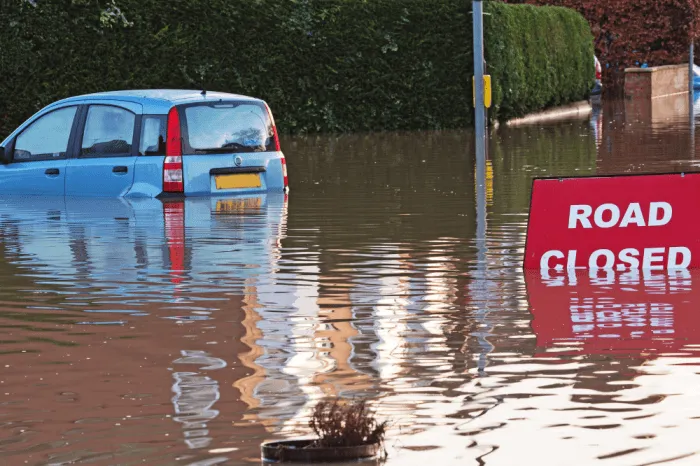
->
left=486, top=2, right=594, bottom=118
left=0, top=0, right=593, bottom=137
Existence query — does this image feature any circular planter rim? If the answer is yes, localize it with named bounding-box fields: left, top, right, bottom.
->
left=261, top=438, right=381, bottom=463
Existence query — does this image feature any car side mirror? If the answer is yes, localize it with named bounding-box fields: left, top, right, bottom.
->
left=0, top=146, right=12, bottom=165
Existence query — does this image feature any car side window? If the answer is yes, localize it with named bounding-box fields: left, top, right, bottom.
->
left=81, top=105, right=135, bottom=157
left=139, top=115, right=166, bottom=155
left=13, top=106, right=78, bottom=162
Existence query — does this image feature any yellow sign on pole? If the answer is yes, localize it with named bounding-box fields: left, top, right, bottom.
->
left=472, top=75, right=492, bottom=108
left=483, top=75, right=492, bottom=108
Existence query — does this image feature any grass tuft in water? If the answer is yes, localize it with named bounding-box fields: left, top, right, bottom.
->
left=309, top=399, right=387, bottom=448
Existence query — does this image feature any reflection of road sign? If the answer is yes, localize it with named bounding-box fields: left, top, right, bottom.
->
left=526, top=270, right=700, bottom=357
left=525, top=173, right=700, bottom=270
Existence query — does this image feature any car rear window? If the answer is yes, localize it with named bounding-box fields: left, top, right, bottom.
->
left=181, top=101, right=275, bottom=154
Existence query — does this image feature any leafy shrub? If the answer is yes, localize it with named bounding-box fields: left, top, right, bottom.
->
left=0, top=0, right=592, bottom=136
left=507, top=0, right=700, bottom=89
left=485, top=2, right=594, bottom=121
left=309, top=399, right=387, bottom=448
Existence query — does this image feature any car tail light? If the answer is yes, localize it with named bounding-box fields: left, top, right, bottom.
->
left=264, top=102, right=281, bottom=152
left=164, top=107, right=184, bottom=193
left=281, top=156, right=288, bottom=190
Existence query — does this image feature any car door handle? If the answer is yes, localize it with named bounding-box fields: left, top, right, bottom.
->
left=112, top=166, right=128, bottom=174
left=45, top=168, right=60, bottom=175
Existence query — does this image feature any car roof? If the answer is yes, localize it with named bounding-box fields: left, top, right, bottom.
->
left=47, top=89, right=263, bottom=114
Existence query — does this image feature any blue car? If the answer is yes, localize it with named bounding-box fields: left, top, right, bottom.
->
left=0, top=90, right=288, bottom=197
left=693, top=64, right=700, bottom=91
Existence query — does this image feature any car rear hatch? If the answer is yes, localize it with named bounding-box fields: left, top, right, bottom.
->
left=164, top=100, right=286, bottom=197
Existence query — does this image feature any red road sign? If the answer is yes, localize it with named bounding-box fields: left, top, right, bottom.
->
left=525, top=173, right=700, bottom=270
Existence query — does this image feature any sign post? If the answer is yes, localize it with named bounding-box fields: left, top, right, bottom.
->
left=472, top=0, right=492, bottom=375
left=473, top=0, right=486, bottom=180
left=691, top=40, right=695, bottom=160
left=690, top=41, right=695, bottom=97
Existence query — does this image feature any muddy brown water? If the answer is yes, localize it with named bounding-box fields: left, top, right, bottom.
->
left=3, top=98, right=700, bottom=465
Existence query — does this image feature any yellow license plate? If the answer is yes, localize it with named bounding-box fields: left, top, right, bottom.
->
left=216, top=197, right=262, bottom=213
left=215, top=173, right=261, bottom=190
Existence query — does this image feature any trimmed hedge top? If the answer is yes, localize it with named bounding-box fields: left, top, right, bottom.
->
left=0, top=0, right=593, bottom=137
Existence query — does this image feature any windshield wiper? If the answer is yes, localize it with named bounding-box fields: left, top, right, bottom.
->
left=221, top=142, right=248, bottom=150
left=193, top=142, right=263, bottom=154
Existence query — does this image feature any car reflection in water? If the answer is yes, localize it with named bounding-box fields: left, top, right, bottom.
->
left=0, top=193, right=288, bottom=295
left=526, top=269, right=700, bottom=357
left=0, top=193, right=288, bottom=454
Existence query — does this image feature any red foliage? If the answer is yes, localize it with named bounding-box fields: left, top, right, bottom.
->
left=505, top=0, right=700, bottom=89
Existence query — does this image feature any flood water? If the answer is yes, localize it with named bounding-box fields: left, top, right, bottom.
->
left=3, top=97, right=700, bottom=465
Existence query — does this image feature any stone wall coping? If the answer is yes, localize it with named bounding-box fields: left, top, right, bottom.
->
left=625, top=64, right=688, bottom=73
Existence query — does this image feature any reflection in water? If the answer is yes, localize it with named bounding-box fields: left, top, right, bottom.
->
left=2, top=101, right=700, bottom=464
left=171, top=350, right=227, bottom=450
left=528, top=270, right=700, bottom=357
